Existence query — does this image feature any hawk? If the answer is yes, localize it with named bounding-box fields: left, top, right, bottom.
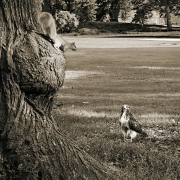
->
left=119, top=104, right=147, bottom=142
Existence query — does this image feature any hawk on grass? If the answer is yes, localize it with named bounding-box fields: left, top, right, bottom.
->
left=119, top=104, right=147, bottom=142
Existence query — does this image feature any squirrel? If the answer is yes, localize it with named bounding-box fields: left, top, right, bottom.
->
left=38, top=12, right=77, bottom=52
left=56, top=35, right=77, bottom=52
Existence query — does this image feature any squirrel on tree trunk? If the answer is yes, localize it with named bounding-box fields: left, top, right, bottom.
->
left=38, top=12, right=77, bottom=52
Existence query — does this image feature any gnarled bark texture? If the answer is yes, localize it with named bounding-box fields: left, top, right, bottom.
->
left=0, top=0, right=118, bottom=179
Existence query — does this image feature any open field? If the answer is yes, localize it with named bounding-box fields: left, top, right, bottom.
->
left=53, top=38, right=180, bottom=179
left=65, top=36, right=180, bottom=49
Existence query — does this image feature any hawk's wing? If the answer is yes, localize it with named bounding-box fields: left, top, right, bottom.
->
left=126, top=112, right=148, bottom=136
left=128, top=117, right=143, bottom=134
left=129, top=112, right=137, bottom=121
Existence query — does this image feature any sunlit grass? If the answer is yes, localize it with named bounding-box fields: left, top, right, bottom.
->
left=67, top=108, right=118, bottom=118
left=65, top=70, right=104, bottom=80
left=139, top=113, right=177, bottom=124
left=131, top=66, right=180, bottom=70
left=65, top=107, right=176, bottom=125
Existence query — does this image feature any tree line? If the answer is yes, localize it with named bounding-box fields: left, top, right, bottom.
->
left=47, top=0, right=180, bottom=31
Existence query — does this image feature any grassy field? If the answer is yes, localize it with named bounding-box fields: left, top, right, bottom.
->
left=53, top=40, right=180, bottom=179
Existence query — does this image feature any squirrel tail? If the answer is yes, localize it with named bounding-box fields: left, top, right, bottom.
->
left=38, top=12, right=57, bottom=40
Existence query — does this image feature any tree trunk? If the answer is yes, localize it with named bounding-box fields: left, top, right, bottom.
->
left=114, top=7, right=120, bottom=22
left=165, top=3, right=172, bottom=31
left=0, top=0, right=118, bottom=179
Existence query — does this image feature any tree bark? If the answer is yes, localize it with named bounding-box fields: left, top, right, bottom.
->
left=165, top=2, right=172, bottom=31
left=0, top=0, right=118, bottom=179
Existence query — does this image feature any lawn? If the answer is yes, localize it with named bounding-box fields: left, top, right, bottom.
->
left=53, top=41, right=180, bottom=179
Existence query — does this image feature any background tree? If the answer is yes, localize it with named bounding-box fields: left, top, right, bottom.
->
left=110, top=0, right=121, bottom=21
left=132, top=0, right=180, bottom=30
left=56, top=11, right=79, bottom=32
left=155, top=0, right=180, bottom=30
left=153, top=0, right=173, bottom=31
left=97, top=0, right=133, bottom=22
left=165, top=1, right=172, bottom=30
left=73, top=0, right=98, bottom=22
left=96, top=0, right=121, bottom=21
left=45, top=0, right=75, bottom=14
left=0, top=0, right=118, bottom=179
left=48, top=0, right=97, bottom=22
left=96, top=0, right=112, bottom=21
left=119, top=0, right=132, bottom=21
left=132, top=0, right=153, bottom=26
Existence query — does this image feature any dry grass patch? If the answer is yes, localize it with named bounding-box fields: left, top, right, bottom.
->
left=131, top=66, right=180, bottom=70
left=65, top=107, right=177, bottom=125
left=67, top=108, right=118, bottom=118
left=138, top=113, right=177, bottom=125
left=145, top=93, right=180, bottom=97
left=65, top=70, right=104, bottom=80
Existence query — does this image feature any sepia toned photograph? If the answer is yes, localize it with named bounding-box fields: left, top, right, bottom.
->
left=0, top=0, right=180, bottom=179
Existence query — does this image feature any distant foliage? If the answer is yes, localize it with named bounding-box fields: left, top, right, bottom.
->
left=52, top=0, right=97, bottom=22
left=119, top=0, right=132, bottom=21
left=96, top=0, right=120, bottom=21
left=102, top=13, right=111, bottom=22
left=132, top=0, right=180, bottom=30
left=97, top=0, right=132, bottom=22
left=74, top=0, right=98, bottom=22
left=132, top=0, right=153, bottom=26
left=55, top=11, right=79, bottom=33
